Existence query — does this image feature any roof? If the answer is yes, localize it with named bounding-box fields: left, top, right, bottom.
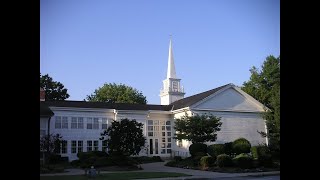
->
left=43, top=101, right=173, bottom=111
left=40, top=102, right=54, bottom=117
left=170, top=83, right=231, bottom=110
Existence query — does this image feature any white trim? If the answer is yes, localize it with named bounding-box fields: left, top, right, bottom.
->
left=191, top=108, right=264, bottom=113
left=171, top=107, right=190, bottom=114
left=49, top=107, right=115, bottom=113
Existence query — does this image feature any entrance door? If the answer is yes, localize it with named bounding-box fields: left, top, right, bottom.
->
left=149, top=138, right=159, bottom=155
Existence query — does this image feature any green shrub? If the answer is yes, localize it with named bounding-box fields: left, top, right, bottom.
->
left=189, top=143, right=207, bottom=157
left=216, top=154, right=233, bottom=167
left=94, top=157, right=114, bottom=167
left=251, top=145, right=273, bottom=167
left=233, top=153, right=253, bottom=169
left=48, top=154, right=62, bottom=164
left=200, top=156, right=215, bottom=168
left=224, top=142, right=233, bottom=155
left=165, top=160, right=178, bottom=167
left=174, top=156, right=182, bottom=162
left=151, top=156, right=163, bottom=162
left=207, top=144, right=225, bottom=157
left=70, top=160, right=81, bottom=167
left=232, top=138, right=251, bottom=155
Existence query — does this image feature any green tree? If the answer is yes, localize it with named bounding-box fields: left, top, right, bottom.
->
left=86, top=83, right=147, bottom=104
left=40, top=133, right=63, bottom=164
left=242, top=55, right=280, bottom=153
left=100, top=118, right=146, bottom=156
left=174, top=113, right=222, bottom=143
left=40, top=73, right=70, bottom=101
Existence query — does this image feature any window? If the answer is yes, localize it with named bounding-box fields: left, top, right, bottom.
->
left=61, top=141, right=67, bottom=154
left=167, top=132, right=171, bottom=136
left=78, top=141, right=83, bottom=153
left=161, top=126, right=165, bottom=131
left=167, top=149, right=171, bottom=154
left=55, top=116, right=61, bottom=129
left=148, top=132, right=153, bottom=136
left=78, top=117, right=84, bottom=129
left=93, top=118, right=99, bottom=129
left=166, top=126, right=171, bottom=131
left=167, top=143, right=171, bottom=148
left=62, top=117, right=68, bottom=129
left=148, top=126, right=153, bottom=131
left=148, top=120, right=153, bottom=125
left=94, top=141, right=99, bottom=151
left=87, top=141, right=92, bottom=152
left=87, top=118, right=93, bottom=129
left=71, top=117, right=77, bottom=129
left=102, top=140, right=108, bottom=152
left=167, top=138, right=171, bottom=142
left=166, top=121, right=171, bottom=125
left=102, top=118, right=108, bottom=129
left=162, top=132, right=165, bottom=136
left=162, top=138, right=165, bottom=142
left=71, top=141, right=77, bottom=153
left=178, top=140, right=183, bottom=147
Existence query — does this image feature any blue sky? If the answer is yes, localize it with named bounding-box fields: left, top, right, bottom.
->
left=40, top=0, right=280, bottom=104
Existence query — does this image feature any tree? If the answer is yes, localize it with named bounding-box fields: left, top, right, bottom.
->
left=40, top=133, right=63, bottom=163
left=100, top=118, right=146, bottom=156
left=40, top=73, right=70, bottom=101
left=242, top=55, right=280, bottom=153
left=174, top=113, right=222, bottom=143
left=86, top=83, right=147, bottom=104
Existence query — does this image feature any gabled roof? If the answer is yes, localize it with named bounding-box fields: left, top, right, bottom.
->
left=170, top=84, right=231, bottom=110
left=40, top=102, right=54, bottom=117
left=43, top=101, right=173, bottom=111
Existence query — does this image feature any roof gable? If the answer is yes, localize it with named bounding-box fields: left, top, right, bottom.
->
left=170, top=84, right=230, bottom=110
left=192, top=86, right=265, bottom=112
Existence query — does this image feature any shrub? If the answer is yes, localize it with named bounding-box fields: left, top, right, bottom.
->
left=48, top=154, right=62, bottom=164
left=70, top=160, right=81, bottom=167
left=165, top=160, right=178, bottom=167
left=151, top=156, right=163, bottom=162
left=189, top=143, right=207, bottom=157
left=233, top=153, right=253, bottom=169
left=232, top=138, right=251, bottom=155
left=207, top=144, right=225, bottom=157
left=94, top=157, right=114, bottom=167
left=174, top=156, right=182, bottom=162
left=251, top=145, right=273, bottom=167
left=200, top=156, right=215, bottom=168
left=216, top=154, right=233, bottom=167
left=224, top=142, right=233, bottom=155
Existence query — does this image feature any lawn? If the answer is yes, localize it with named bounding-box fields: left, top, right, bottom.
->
left=40, top=172, right=191, bottom=180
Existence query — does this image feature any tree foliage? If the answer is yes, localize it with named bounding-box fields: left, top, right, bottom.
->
left=40, top=133, right=63, bottom=154
left=40, top=73, right=70, bottom=101
left=86, top=83, right=147, bottom=104
left=174, top=113, right=222, bottom=143
left=100, top=118, right=146, bottom=156
left=242, top=55, right=280, bottom=152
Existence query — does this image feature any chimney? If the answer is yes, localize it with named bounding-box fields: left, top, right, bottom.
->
left=40, top=88, right=45, bottom=101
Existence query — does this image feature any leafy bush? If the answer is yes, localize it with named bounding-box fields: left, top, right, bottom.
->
left=48, top=154, right=62, bottom=164
left=165, top=160, right=178, bottom=167
left=94, top=157, right=114, bottom=167
left=233, top=153, right=253, bottom=169
left=151, top=156, right=163, bottom=162
left=207, top=144, right=225, bottom=157
left=200, top=156, right=215, bottom=168
left=174, top=156, right=182, bottom=162
left=70, top=160, right=81, bottom=167
left=251, top=145, right=273, bottom=167
left=189, top=143, right=207, bottom=157
left=232, top=138, right=251, bottom=155
left=216, top=154, right=233, bottom=167
left=224, top=142, right=234, bottom=155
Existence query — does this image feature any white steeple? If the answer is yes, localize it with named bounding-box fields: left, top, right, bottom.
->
left=160, top=37, right=185, bottom=105
left=167, top=38, right=177, bottom=79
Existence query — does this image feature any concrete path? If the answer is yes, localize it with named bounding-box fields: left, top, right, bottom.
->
left=40, top=161, right=280, bottom=179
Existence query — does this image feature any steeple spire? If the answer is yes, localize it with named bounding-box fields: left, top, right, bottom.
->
left=167, top=36, right=177, bottom=79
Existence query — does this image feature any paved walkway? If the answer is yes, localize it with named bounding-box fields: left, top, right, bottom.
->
left=40, top=161, right=280, bottom=179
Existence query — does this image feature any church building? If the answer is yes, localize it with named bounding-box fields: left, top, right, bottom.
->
left=40, top=39, right=268, bottom=161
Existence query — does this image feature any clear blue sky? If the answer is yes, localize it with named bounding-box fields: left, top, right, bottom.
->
left=40, top=0, right=280, bottom=104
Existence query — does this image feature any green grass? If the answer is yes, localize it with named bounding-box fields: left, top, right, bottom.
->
left=40, top=172, right=191, bottom=180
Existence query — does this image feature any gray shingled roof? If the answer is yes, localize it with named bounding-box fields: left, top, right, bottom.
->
left=43, top=101, right=173, bottom=111
left=170, top=84, right=231, bottom=110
